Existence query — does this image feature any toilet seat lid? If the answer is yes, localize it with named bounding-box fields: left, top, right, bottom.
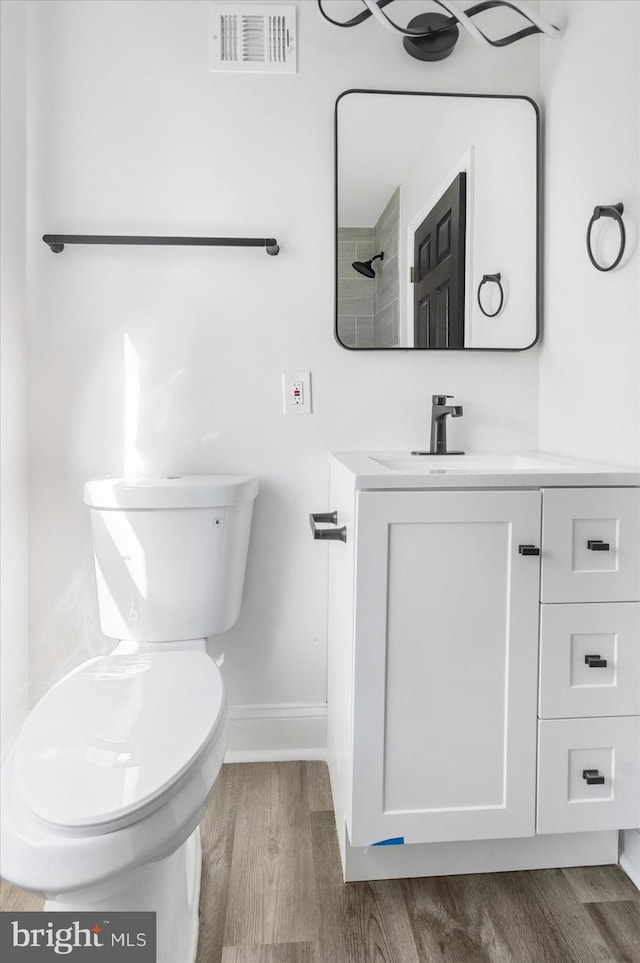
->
left=15, top=651, right=226, bottom=831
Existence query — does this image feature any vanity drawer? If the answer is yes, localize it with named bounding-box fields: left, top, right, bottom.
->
left=540, top=488, right=640, bottom=603
left=539, top=602, right=640, bottom=719
left=537, top=716, right=640, bottom=835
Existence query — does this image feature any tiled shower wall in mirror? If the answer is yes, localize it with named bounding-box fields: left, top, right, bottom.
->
left=337, top=187, right=399, bottom=347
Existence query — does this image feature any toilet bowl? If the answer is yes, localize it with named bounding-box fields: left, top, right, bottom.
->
left=0, top=475, right=258, bottom=963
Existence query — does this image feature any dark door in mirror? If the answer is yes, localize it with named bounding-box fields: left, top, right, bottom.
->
left=414, top=172, right=466, bottom=348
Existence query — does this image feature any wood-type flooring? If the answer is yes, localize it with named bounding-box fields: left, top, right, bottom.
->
left=2, top=762, right=639, bottom=962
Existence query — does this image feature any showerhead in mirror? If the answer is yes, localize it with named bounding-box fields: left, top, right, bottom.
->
left=352, top=251, right=384, bottom=278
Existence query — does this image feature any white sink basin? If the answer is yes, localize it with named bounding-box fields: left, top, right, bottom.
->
left=329, top=451, right=640, bottom=490
left=370, top=454, right=562, bottom=473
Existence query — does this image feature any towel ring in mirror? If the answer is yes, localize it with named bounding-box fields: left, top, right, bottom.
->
left=477, top=273, right=504, bottom=318
left=586, top=202, right=626, bottom=272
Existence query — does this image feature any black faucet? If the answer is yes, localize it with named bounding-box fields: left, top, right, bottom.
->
left=428, top=394, right=464, bottom=454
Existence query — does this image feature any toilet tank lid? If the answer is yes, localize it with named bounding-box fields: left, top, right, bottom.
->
left=84, top=474, right=259, bottom=509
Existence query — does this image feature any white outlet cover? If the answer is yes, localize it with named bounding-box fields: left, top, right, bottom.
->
left=283, top=371, right=312, bottom=415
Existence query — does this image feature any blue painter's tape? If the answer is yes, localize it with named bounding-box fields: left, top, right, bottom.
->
left=371, top=836, right=405, bottom=846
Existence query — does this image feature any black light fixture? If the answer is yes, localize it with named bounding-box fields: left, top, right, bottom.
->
left=352, top=251, right=384, bottom=278
left=317, top=1, right=560, bottom=62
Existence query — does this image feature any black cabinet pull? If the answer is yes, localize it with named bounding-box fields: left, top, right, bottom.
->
left=309, top=511, right=347, bottom=543
left=518, top=544, right=540, bottom=556
left=587, top=539, right=610, bottom=551
left=585, top=654, right=608, bottom=668
left=582, top=769, right=605, bottom=785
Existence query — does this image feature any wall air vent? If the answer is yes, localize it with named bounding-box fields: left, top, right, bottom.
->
left=210, top=4, right=297, bottom=73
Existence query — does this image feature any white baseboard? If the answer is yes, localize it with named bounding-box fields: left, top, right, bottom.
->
left=619, top=828, right=640, bottom=891
left=224, top=703, right=327, bottom=763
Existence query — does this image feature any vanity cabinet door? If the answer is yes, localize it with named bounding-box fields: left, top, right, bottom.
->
left=348, top=489, right=541, bottom=847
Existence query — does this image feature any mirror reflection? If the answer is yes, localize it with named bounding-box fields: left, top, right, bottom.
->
left=335, top=90, right=539, bottom=350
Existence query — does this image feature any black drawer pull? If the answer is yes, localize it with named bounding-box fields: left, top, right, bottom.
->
left=518, top=544, right=540, bottom=556
left=587, top=539, right=610, bottom=551
left=585, top=654, right=608, bottom=668
left=582, top=769, right=605, bottom=785
left=309, top=511, right=347, bottom=543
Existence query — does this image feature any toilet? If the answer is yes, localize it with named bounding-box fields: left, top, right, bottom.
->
left=0, top=474, right=258, bottom=963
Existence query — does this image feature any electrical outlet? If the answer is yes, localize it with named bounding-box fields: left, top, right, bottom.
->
left=283, top=371, right=312, bottom=415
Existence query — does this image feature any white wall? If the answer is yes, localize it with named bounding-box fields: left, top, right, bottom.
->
left=0, top=0, right=29, bottom=757
left=540, top=0, right=640, bottom=466
left=23, top=0, right=542, bottom=745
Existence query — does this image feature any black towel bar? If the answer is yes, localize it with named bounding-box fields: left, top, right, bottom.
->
left=42, top=234, right=280, bottom=255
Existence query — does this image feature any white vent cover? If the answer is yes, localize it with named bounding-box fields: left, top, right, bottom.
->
left=210, top=4, right=297, bottom=73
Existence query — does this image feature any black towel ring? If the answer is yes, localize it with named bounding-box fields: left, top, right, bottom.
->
left=477, top=273, right=504, bottom=318
left=586, top=203, right=626, bottom=272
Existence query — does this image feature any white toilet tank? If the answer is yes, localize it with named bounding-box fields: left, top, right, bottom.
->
left=84, top=475, right=258, bottom=642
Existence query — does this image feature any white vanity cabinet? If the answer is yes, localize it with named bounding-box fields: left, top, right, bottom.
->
left=325, top=452, right=640, bottom=882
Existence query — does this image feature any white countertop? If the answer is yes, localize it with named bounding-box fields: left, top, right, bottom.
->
left=329, top=451, right=640, bottom=490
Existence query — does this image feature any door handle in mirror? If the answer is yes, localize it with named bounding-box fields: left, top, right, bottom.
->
left=309, top=511, right=347, bottom=543
left=587, top=539, right=610, bottom=551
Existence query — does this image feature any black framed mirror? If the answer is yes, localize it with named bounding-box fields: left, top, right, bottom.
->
left=335, top=90, right=540, bottom=350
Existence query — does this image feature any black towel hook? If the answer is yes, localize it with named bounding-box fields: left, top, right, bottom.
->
left=586, top=203, right=625, bottom=272
left=477, top=273, right=504, bottom=317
